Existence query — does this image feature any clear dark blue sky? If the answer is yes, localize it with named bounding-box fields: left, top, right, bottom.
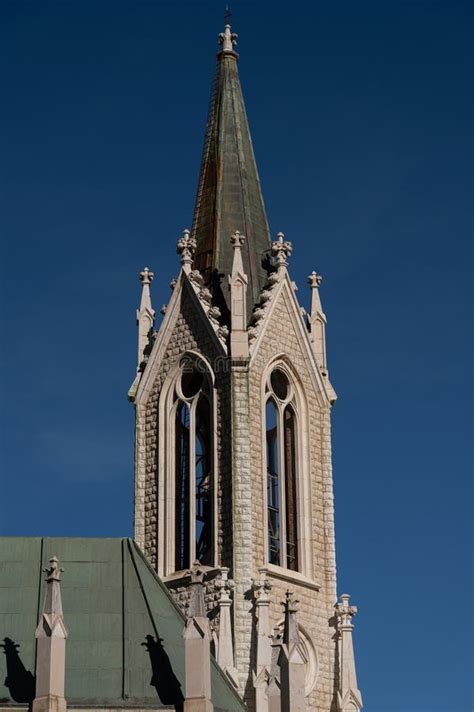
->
left=1, top=1, right=471, bottom=710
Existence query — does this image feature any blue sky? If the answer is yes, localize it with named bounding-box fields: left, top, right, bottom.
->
left=0, top=1, right=471, bottom=710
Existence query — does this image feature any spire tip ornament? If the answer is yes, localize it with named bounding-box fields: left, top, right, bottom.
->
left=335, top=593, right=363, bottom=712
left=140, top=266, right=154, bottom=285
left=33, top=555, right=68, bottom=712
left=272, top=231, right=292, bottom=272
left=219, top=7, right=238, bottom=53
left=43, top=556, right=64, bottom=582
left=230, top=229, right=245, bottom=247
left=136, top=265, right=155, bottom=371
left=335, top=593, right=358, bottom=627
left=308, top=270, right=322, bottom=288
left=177, top=228, right=197, bottom=274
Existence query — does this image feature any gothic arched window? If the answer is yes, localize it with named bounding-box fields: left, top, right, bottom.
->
left=265, top=368, right=299, bottom=571
left=173, top=358, right=214, bottom=571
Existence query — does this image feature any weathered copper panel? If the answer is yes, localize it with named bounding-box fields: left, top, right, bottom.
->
left=191, top=52, right=271, bottom=322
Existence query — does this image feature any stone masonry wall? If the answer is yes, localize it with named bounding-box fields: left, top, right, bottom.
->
left=230, top=362, right=254, bottom=695
left=135, top=277, right=339, bottom=711
left=244, top=286, right=338, bottom=712
left=136, top=284, right=232, bottom=571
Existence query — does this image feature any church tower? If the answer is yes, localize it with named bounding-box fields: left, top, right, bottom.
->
left=129, top=17, right=362, bottom=712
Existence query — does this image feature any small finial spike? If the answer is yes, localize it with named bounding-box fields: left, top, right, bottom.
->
left=182, top=561, right=213, bottom=706
left=33, top=556, right=68, bottom=711
left=219, top=9, right=238, bottom=53
left=230, top=229, right=245, bottom=248
left=43, top=556, right=64, bottom=582
left=307, top=267, right=330, bottom=378
left=271, top=231, right=292, bottom=272
left=308, top=270, right=322, bottom=288
left=136, top=266, right=155, bottom=371
left=176, top=228, right=197, bottom=274
left=335, top=594, right=363, bottom=711
left=216, top=567, right=238, bottom=686
left=280, top=589, right=305, bottom=712
left=252, top=567, right=273, bottom=707
left=229, top=231, right=249, bottom=359
left=140, top=266, right=154, bottom=285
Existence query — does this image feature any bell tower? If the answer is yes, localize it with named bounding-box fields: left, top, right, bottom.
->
left=129, top=16, right=362, bottom=712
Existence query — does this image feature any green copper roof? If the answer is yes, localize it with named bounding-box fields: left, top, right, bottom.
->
left=0, top=537, right=245, bottom=711
left=191, top=41, right=272, bottom=323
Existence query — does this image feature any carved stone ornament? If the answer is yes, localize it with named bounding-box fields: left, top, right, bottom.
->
left=218, top=23, right=238, bottom=53
left=176, top=228, right=197, bottom=273
left=271, top=231, right=293, bottom=271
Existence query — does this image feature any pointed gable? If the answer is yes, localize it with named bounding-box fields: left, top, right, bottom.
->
left=135, top=272, right=226, bottom=407
left=250, top=275, right=331, bottom=407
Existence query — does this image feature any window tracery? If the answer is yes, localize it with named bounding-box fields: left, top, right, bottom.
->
left=265, top=367, right=300, bottom=571
left=173, top=357, right=214, bottom=572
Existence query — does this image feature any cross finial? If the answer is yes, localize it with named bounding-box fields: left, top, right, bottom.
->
left=308, top=270, right=322, bottom=288
left=140, top=267, right=154, bottom=285
left=335, top=593, right=358, bottom=628
left=271, top=231, right=292, bottom=272
left=177, top=228, right=197, bottom=274
left=219, top=9, right=238, bottom=53
left=230, top=230, right=245, bottom=248
left=43, top=556, right=64, bottom=582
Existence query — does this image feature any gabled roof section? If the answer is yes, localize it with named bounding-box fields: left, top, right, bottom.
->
left=249, top=272, right=336, bottom=407
left=191, top=21, right=272, bottom=322
left=133, top=268, right=227, bottom=406
left=0, top=537, right=245, bottom=711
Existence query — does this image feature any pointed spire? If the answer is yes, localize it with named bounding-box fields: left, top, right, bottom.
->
left=252, top=568, right=273, bottom=711
left=136, top=267, right=155, bottom=370
left=219, top=7, right=238, bottom=54
left=282, top=590, right=301, bottom=649
left=229, top=231, right=249, bottom=359
left=33, top=557, right=68, bottom=712
left=279, top=590, right=306, bottom=712
left=335, top=594, right=363, bottom=712
left=191, top=16, right=271, bottom=322
left=307, top=270, right=327, bottom=372
left=266, top=626, right=282, bottom=712
left=183, top=561, right=213, bottom=711
left=216, top=567, right=239, bottom=687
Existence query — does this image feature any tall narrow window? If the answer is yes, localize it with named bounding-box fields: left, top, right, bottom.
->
left=265, top=368, right=299, bottom=571
left=174, top=359, right=214, bottom=572
left=266, top=399, right=280, bottom=565
left=175, top=402, right=190, bottom=571
left=284, top=405, right=298, bottom=571
left=195, top=395, right=212, bottom=565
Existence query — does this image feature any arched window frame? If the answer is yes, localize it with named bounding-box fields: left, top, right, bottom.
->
left=262, top=358, right=313, bottom=578
left=157, top=352, right=218, bottom=577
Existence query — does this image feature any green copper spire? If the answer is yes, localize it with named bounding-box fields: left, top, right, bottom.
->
left=191, top=17, right=272, bottom=322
